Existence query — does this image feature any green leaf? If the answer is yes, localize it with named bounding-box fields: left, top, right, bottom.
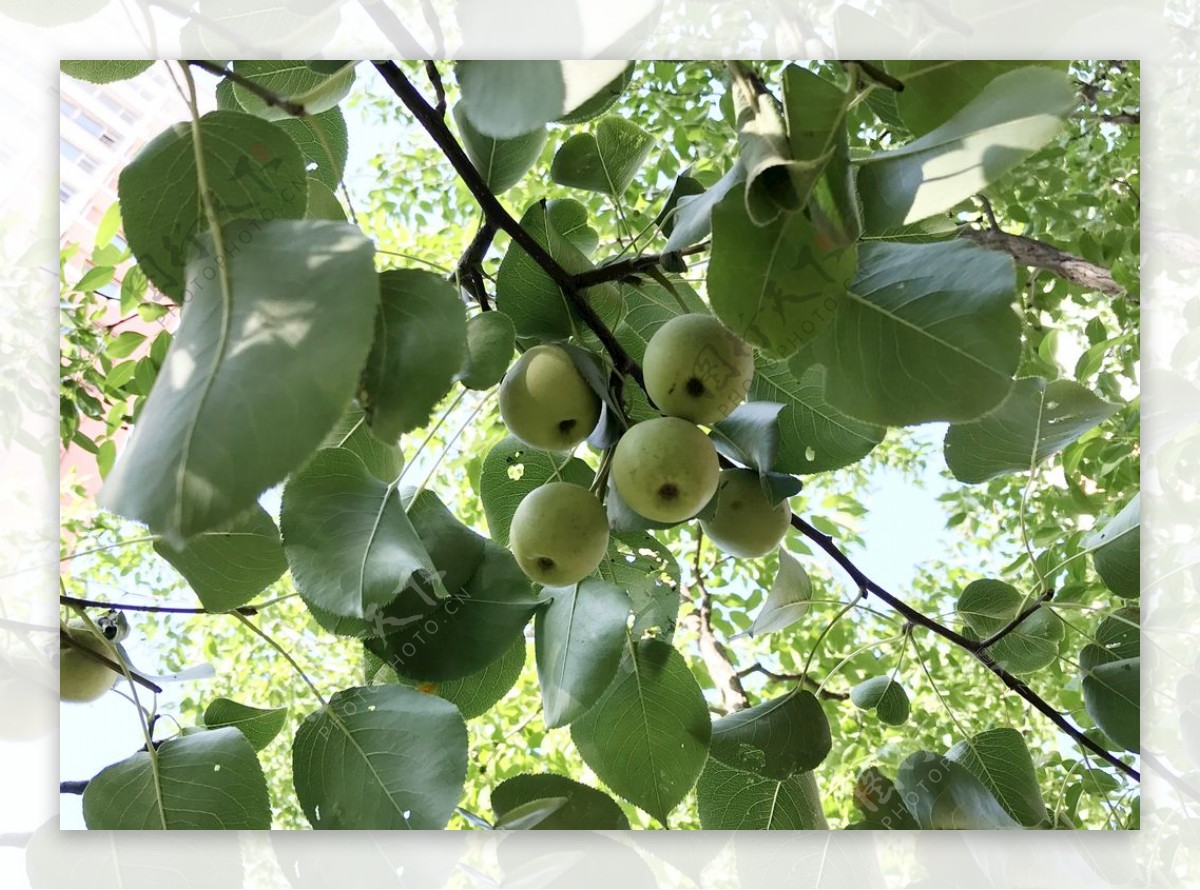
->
left=492, top=773, right=630, bottom=829
left=742, top=550, right=812, bottom=637
left=495, top=199, right=620, bottom=339
left=452, top=103, right=547, bottom=194
left=812, top=240, right=1020, bottom=426
left=274, top=107, right=348, bottom=190
left=710, top=689, right=831, bottom=779
left=396, top=635, right=526, bottom=720
left=889, top=61, right=1070, bottom=137
left=708, top=189, right=856, bottom=358
left=696, top=759, right=826, bottom=829
left=61, top=60, right=154, bottom=83
left=292, top=685, right=467, bottom=829
left=282, top=448, right=441, bottom=623
left=480, top=435, right=594, bottom=547
left=359, top=269, right=467, bottom=442
left=612, top=278, right=708, bottom=365
left=656, top=170, right=705, bottom=239
left=231, top=60, right=354, bottom=122
left=117, top=111, right=307, bottom=300
left=946, top=727, right=1048, bottom=827
left=957, top=579, right=1065, bottom=674
left=304, top=178, right=345, bottom=220
left=551, top=117, right=653, bottom=196
left=154, top=503, right=287, bottom=612
left=492, top=796, right=568, bottom=830
left=203, top=698, right=287, bottom=751
left=104, top=330, right=144, bottom=359
left=944, top=377, right=1121, bottom=483
left=535, top=579, right=631, bottom=728
left=83, top=727, right=270, bottom=829
left=857, top=67, right=1075, bottom=233
left=556, top=63, right=635, bottom=125
left=457, top=61, right=630, bottom=139
left=363, top=491, right=541, bottom=682
left=320, top=406, right=404, bottom=483
left=851, top=766, right=919, bottom=829
left=456, top=310, right=516, bottom=391
left=663, top=161, right=745, bottom=253
left=727, top=62, right=802, bottom=224
left=850, top=676, right=910, bottom=726
left=98, top=220, right=379, bottom=545
left=755, top=357, right=885, bottom=474
left=709, top=401, right=784, bottom=473
left=1082, top=656, right=1140, bottom=753
left=1083, top=493, right=1140, bottom=599
left=571, top=638, right=711, bottom=824
left=895, top=752, right=1021, bottom=829
left=76, top=265, right=115, bottom=293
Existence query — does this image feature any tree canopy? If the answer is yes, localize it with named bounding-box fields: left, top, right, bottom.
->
left=58, top=59, right=1140, bottom=831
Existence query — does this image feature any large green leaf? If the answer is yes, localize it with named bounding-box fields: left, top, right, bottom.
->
left=957, top=579, right=1065, bottom=674
left=571, top=638, right=711, bottom=824
left=850, top=676, right=911, bottom=727
left=1083, top=493, right=1140, bottom=599
left=709, top=189, right=855, bottom=359
left=535, top=579, right=631, bottom=728
left=889, top=61, right=1070, bottom=137
left=710, top=689, right=831, bottom=779
left=274, top=107, right=349, bottom=190
left=857, top=66, right=1075, bottom=234
left=850, top=767, right=919, bottom=829
left=203, top=698, right=288, bottom=751
left=1082, top=656, right=1140, bottom=753
left=363, top=492, right=541, bottom=682
left=359, top=269, right=467, bottom=442
left=82, top=727, right=270, bottom=829
left=550, top=117, right=653, bottom=196
left=479, top=435, right=594, bottom=547
left=812, top=239, right=1020, bottom=426
left=231, top=60, right=355, bottom=121
left=946, top=727, right=1048, bottom=827
left=895, top=752, right=1021, bottom=829
left=98, top=220, right=379, bottom=545
left=457, top=61, right=630, bottom=139
left=491, top=773, right=630, bottom=829
left=61, top=60, right=154, bottom=83
left=944, top=377, right=1121, bottom=483
left=153, top=503, right=287, bottom=612
left=611, top=278, right=708, bottom=364
left=696, top=759, right=826, bottom=829
left=320, top=406, right=404, bottom=483
left=281, top=448, right=439, bottom=623
left=117, top=111, right=307, bottom=300
left=755, top=357, right=885, bottom=474
left=663, top=161, right=746, bottom=254
left=452, top=102, right=547, bottom=194
left=743, top=550, right=813, bottom=637
left=407, top=636, right=526, bottom=720
left=292, top=685, right=467, bottom=829
left=495, top=199, right=620, bottom=339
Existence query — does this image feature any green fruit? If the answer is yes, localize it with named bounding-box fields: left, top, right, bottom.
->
left=701, top=469, right=792, bottom=558
left=612, top=417, right=720, bottom=523
left=510, top=482, right=609, bottom=586
left=59, top=620, right=118, bottom=703
left=643, top=313, right=755, bottom=424
left=499, top=345, right=601, bottom=451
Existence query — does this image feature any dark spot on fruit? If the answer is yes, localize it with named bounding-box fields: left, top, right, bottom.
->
left=558, top=418, right=577, bottom=435
left=658, top=483, right=679, bottom=501
left=537, top=556, right=556, bottom=571
left=685, top=377, right=706, bottom=397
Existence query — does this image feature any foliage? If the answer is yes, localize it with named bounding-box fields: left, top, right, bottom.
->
left=58, top=59, right=1140, bottom=831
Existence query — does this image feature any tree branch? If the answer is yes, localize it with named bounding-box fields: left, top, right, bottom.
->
left=975, top=589, right=1054, bottom=650
left=959, top=225, right=1127, bottom=299
left=684, top=537, right=749, bottom=712
left=371, top=61, right=645, bottom=387
left=572, top=242, right=710, bottom=289
left=185, top=60, right=306, bottom=117
left=60, top=594, right=257, bottom=616
left=844, top=60, right=905, bottom=92
left=451, top=219, right=498, bottom=311
left=424, top=60, right=447, bottom=117
left=735, top=661, right=849, bottom=701
left=60, top=780, right=89, bottom=795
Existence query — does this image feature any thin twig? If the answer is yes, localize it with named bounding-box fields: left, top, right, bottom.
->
left=735, top=661, right=849, bottom=701
left=572, top=242, right=710, bottom=289
left=60, top=780, right=89, bottom=795
left=845, top=60, right=905, bottom=92
left=424, top=60, right=447, bottom=116
left=976, top=589, right=1055, bottom=650
left=61, top=593, right=258, bottom=616
left=185, top=60, right=307, bottom=117
left=59, top=628, right=162, bottom=694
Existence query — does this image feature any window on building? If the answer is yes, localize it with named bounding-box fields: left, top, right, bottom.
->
left=59, top=138, right=81, bottom=162
left=60, top=184, right=75, bottom=204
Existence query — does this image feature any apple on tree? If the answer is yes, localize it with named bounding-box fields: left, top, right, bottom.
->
left=701, top=468, right=792, bottom=558
left=509, top=481, right=609, bottom=586
left=499, top=344, right=601, bottom=451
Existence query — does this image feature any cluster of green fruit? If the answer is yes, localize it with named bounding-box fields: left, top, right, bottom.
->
left=500, top=313, right=793, bottom=588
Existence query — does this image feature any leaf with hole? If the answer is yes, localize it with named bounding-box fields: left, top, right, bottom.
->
left=480, top=436, right=594, bottom=547
left=710, top=689, right=831, bottom=779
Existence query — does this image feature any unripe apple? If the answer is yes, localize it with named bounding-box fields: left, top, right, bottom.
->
left=510, top=481, right=609, bottom=586
left=612, top=417, right=720, bottom=523
left=643, top=314, right=754, bottom=424
left=59, top=620, right=118, bottom=703
left=499, top=345, right=601, bottom=451
left=701, top=468, right=791, bottom=558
